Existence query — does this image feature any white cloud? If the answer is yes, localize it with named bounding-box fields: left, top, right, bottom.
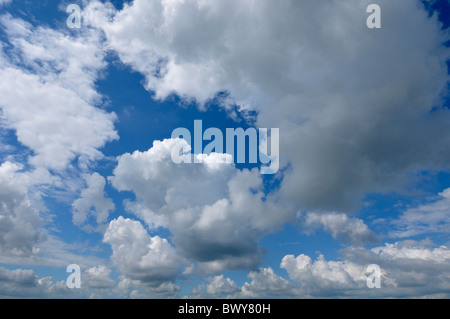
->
left=1, top=14, right=104, bottom=104
left=300, top=212, right=378, bottom=245
left=0, top=15, right=118, bottom=171
left=0, top=0, right=449, bottom=299
left=192, top=274, right=240, bottom=298
left=0, top=13, right=120, bottom=274
left=0, top=162, right=46, bottom=257
left=190, top=240, right=450, bottom=298
left=103, top=216, right=184, bottom=287
left=340, top=241, right=450, bottom=297
left=371, top=241, right=450, bottom=263
left=241, top=267, right=298, bottom=298
left=87, top=0, right=450, bottom=214
left=0, top=267, right=64, bottom=298
left=110, top=139, right=234, bottom=213
left=281, top=240, right=450, bottom=298
left=390, top=188, right=450, bottom=238
left=281, top=254, right=366, bottom=296
left=0, top=234, right=108, bottom=270
left=0, top=265, right=130, bottom=299
left=72, top=173, right=115, bottom=233
left=193, top=268, right=297, bottom=299
left=114, top=275, right=180, bottom=298
left=83, top=265, right=116, bottom=289
left=109, top=139, right=293, bottom=273
left=85, top=1, right=450, bottom=292
left=0, top=0, right=11, bottom=7
left=0, top=267, right=38, bottom=287
left=205, top=275, right=240, bottom=297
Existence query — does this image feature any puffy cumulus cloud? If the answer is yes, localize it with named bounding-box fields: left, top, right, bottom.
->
left=300, top=212, right=378, bottom=245
left=192, top=269, right=297, bottom=299
left=390, top=188, right=450, bottom=238
left=241, top=267, right=298, bottom=299
left=103, top=216, right=185, bottom=288
left=72, top=173, right=115, bottom=233
left=279, top=240, right=450, bottom=298
left=0, top=266, right=71, bottom=298
left=82, top=265, right=116, bottom=289
left=109, top=139, right=293, bottom=273
left=189, top=240, right=450, bottom=298
left=86, top=0, right=450, bottom=213
left=0, top=15, right=117, bottom=171
left=205, top=275, right=240, bottom=297
left=0, top=265, right=132, bottom=299
left=192, top=274, right=240, bottom=298
left=110, top=139, right=234, bottom=214
left=0, top=162, right=46, bottom=257
left=0, top=14, right=103, bottom=105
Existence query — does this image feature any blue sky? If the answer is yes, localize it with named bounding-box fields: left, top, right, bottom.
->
left=0, top=0, right=449, bottom=298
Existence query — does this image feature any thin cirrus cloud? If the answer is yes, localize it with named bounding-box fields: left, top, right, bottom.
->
left=0, top=0, right=11, bottom=7
left=103, top=216, right=185, bottom=288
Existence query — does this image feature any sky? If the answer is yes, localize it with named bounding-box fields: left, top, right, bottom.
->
left=0, top=0, right=449, bottom=299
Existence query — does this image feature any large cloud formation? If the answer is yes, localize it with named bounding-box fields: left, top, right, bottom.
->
left=0, top=14, right=118, bottom=171
left=86, top=0, right=450, bottom=213
left=109, top=139, right=291, bottom=273
left=82, top=0, right=450, bottom=292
